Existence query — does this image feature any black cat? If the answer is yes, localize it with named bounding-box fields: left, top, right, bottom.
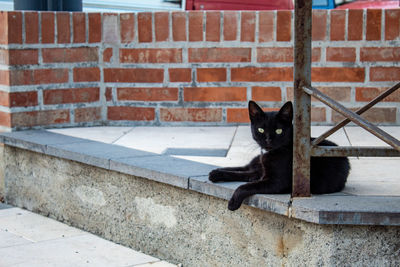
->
left=209, top=101, right=350, bottom=211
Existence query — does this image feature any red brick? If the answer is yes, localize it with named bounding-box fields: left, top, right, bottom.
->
left=330, top=10, right=345, bottom=41
left=366, top=9, right=382, bottom=41
left=57, top=12, right=71, bottom=43
left=104, top=68, right=164, bottom=83
left=75, top=107, right=102, bottom=123
left=259, top=11, right=274, bottom=42
left=105, top=87, right=113, bottom=101
left=227, top=107, right=278, bottom=123
left=287, top=87, right=351, bottom=102
left=311, top=67, right=365, bottom=82
left=252, top=87, right=281, bottom=101
left=0, top=12, right=7, bottom=44
left=312, top=10, right=327, bottom=41
left=0, top=91, right=9, bottom=106
left=184, top=87, right=246, bottom=102
left=332, top=107, right=396, bottom=124
left=7, top=49, right=38, bottom=65
left=117, top=87, right=178, bottom=101
left=42, top=47, right=98, bottom=63
left=257, top=48, right=319, bottom=62
left=103, top=13, right=119, bottom=44
left=311, top=107, right=326, bottom=122
left=8, top=12, right=22, bottom=44
left=34, top=69, right=66, bottom=84
left=44, top=87, right=99, bottom=105
left=276, top=10, right=291, bottom=42
left=0, top=111, right=11, bottom=127
left=223, top=11, right=237, bottom=41
left=73, top=67, right=100, bottom=82
left=103, top=48, right=113, bottom=63
left=257, top=47, right=293, bottom=62
left=0, top=70, right=9, bottom=85
left=108, top=106, right=155, bottom=121
left=41, top=12, right=55, bottom=44
left=360, top=47, right=400, bottom=62
left=9, top=70, right=32, bottom=85
left=120, top=48, right=182, bottom=63
left=25, top=12, right=39, bottom=44
left=227, top=108, right=250, bottom=123
left=370, top=67, right=400, bottom=82
left=326, top=47, right=356, bottom=62
left=231, top=67, right=293, bottom=82
left=73, top=13, right=86, bottom=43
left=155, top=12, right=169, bottom=42
left=385, top=9, right=400, bottom=40
left=138, top=13, right=152, bottom=43
left=10, top=91, right=38, bottom=107
left=120, top=13, right=135, bottom=43
left=12, top=109, right=70, bottom=127
left=89, top=13, right=101, bottom=43
left=10, top=69, right=68, bottom=85
left=206, top=11, right=220, bottom=42
left=169, top=68, right=191, bottom=82
left=172, top=12, right=187, bottom=41
left=312, top=47, right=321, bottom=62
left=189, top=48, right=251, bottom=62
left=348, top=9, right=363, bottom=41
left=189, top=11, right=203, bottom=42
left=160, top=108, right=222, bottom=122
left=356, top=87, right=400, bottom=102
left=241, top=11, right=255, bottom=42
left=197, top=68, right=226, bottom=82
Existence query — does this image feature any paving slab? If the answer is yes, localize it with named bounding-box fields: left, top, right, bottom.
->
left=343, top=126, right=400, bottom=147
left=291, top=195, right=400, bottom=225
left=114, top=126, right=236, bottom=154
left=110, top=155, right=218, bottom=189
left=46, top=141, right=155, bottom=169
left=49, top=127, right=134, bottom=144
left=0, top=229, right=33, bottom=248
left=0, top=206, right=174, bottom=267
left=189, top=175, right=291, bottom=216
left=0, top=130, right=88, bottom=153
left=0, top=207, right=86, bottom=242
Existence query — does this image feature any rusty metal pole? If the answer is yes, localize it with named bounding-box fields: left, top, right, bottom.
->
left=292, top=0, right=312, bottom=197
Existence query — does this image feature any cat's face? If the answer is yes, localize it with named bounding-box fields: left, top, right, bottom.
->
left=249, top=101, right=293, bottom=151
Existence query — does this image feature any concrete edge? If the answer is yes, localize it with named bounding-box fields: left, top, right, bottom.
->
left=1, top=130, right=400, bottom=226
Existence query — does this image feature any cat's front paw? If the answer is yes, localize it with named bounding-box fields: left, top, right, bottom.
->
left=209, top=169, right=222, bottom=183
left=228, top=196, right=242, bottom=211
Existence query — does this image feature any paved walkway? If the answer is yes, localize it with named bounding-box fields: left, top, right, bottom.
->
left=0, top=203, right=177, bottom=267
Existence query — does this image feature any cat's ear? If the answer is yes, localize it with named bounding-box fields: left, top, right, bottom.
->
left=248, top=101, right=264, bottom=121
left=277, top=101, right=293, bottom=123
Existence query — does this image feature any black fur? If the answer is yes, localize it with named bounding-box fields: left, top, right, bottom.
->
left=209, top=101, right=350, bottom=211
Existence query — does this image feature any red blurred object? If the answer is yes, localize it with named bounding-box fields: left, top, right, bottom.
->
left=336, top=0, right=400, bottom=9
left=185, top=0, right=294, bottom=10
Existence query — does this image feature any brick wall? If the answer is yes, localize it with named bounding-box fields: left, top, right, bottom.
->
left=0, top=9, right=399, bottom=130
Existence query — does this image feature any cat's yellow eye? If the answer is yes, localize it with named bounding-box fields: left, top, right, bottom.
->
left=258, top=128, right=264, bottom=133
left=275, top=129, right=283, bottom=135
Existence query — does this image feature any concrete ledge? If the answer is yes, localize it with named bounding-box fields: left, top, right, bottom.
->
left=1, top=130, right=400, bottom=226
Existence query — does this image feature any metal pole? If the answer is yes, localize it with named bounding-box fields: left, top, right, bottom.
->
left=292, top=0, right=312, bottom=197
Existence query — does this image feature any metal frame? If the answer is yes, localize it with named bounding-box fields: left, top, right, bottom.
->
left=292, top=0, right=400, bottom=197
